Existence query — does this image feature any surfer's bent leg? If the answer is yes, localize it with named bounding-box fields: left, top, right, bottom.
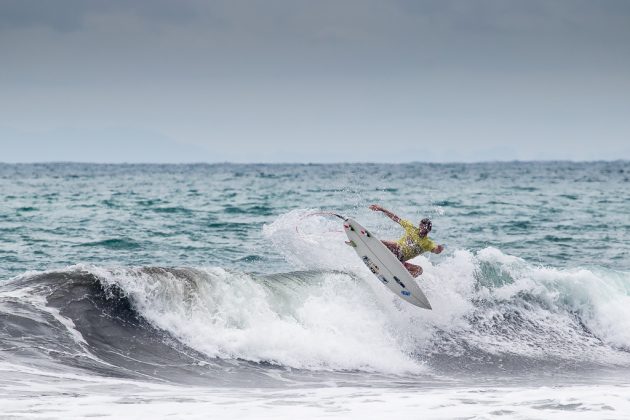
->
left=382, top=240, right=423, bottom=277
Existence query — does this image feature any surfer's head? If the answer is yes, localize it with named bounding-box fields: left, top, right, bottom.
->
left=419, top=218, right=432, bottom=236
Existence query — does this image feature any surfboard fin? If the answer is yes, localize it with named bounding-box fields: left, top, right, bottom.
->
left=345, top=240, right=357, bottom=247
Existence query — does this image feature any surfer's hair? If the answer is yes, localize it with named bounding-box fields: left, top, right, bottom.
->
left=419, top=218, right=432, bottom=232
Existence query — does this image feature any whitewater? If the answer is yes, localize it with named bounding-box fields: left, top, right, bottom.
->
left=1, top=162, right=629, bottom=419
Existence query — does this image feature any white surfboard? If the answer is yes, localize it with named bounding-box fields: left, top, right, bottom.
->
left=343, top=218, right=432, bottom=309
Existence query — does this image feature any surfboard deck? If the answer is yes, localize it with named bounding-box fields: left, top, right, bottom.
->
left=343, top=218, right=432, bottom=309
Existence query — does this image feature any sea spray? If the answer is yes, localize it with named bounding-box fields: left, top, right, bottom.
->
left=264, top=211, right=630, bottom=365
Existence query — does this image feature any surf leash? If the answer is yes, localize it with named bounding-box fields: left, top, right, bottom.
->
left=305, top=211, right=348, bottom=221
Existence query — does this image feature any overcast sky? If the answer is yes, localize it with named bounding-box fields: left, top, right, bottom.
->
left=1, top=0, right=629, bottom=163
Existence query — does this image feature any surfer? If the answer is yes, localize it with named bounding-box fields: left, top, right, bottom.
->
left=368, top=204, right=444, bottom=277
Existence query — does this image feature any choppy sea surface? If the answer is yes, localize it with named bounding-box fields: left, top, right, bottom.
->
left=1, top=161, right=630, bottom=419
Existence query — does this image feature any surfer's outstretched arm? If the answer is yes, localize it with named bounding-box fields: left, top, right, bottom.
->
left=369, top=204, right=402, bottom=224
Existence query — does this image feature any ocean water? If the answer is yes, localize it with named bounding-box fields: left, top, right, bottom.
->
left=1, top=161, right=630, bottom=419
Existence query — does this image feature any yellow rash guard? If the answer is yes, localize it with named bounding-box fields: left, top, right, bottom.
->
left=396, top=219, right=437, bottom=260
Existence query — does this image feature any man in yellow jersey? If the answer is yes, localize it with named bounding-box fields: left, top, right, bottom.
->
left=369, top=204, right=444, bottom=277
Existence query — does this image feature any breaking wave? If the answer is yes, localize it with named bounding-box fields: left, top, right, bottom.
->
left=1, top=210, right=630, bottom=385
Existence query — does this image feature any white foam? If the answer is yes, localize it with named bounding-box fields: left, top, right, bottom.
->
left=85, top=265, right=424, bottom=374
left=2, top=378, right=630, bottom=420
left=479, top=258, right=630, bottom=351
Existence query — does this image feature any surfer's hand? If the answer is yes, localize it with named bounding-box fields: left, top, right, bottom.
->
left=369, top=204, right=382, bottom=211
left=433, top=245, right=444, bottom=254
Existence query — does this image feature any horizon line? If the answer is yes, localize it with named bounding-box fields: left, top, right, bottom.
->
left=1, top=159, right=629, bottom=166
